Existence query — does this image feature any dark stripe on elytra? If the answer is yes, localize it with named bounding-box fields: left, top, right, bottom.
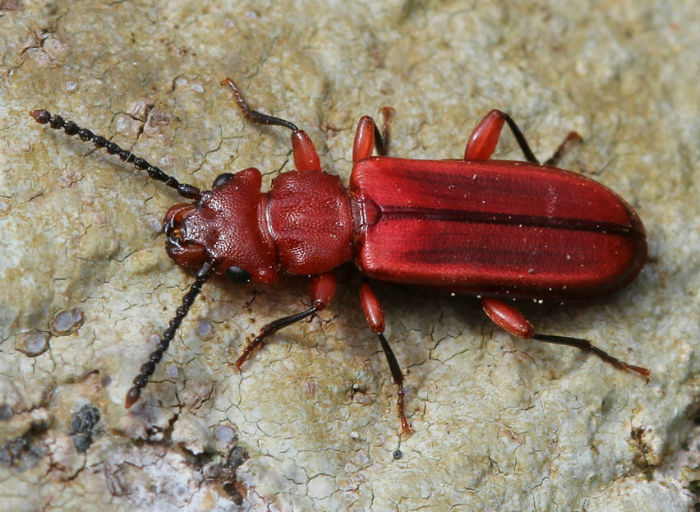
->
left=380, top=207, right=640, bottom=239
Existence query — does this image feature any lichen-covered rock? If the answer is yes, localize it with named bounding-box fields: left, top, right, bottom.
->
left=0, top=1, right=698, bottom=511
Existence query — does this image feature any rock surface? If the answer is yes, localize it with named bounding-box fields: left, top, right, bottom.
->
left=0, top=1, right=698, bottom=510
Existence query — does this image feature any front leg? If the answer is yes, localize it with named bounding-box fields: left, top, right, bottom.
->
left=234, top=273, right=336, bottom=368
left=221, top=77, right=322, bottom=172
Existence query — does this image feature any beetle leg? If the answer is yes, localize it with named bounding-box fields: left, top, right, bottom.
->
left=234, top=272, right=336, bottom=368
left=360, top=284, right=413, bottom=435
left=465, top=110, right=539, bottom=163
left=291, top=130, right=322, bottom=171
left=530, top=334, right=650, bottom=381
left=221, top=77, right=298, bottom=131
left=353, top=116, right=377, bottom=162
left=221, top=77, right=321, bottom=171
left=481, top=297, right=650, bottom=381
left=234, top=307, right=318, bottom=368
left=465, top=110, right=584, bottom=167
left=543, top=131, right=583, bottom=167
left=378, top=107, right=393, bottom=156
left=481, top=297, right=534, bottom=338
left=352, top=108, right=393, bottom=162
left=125, top=261, right=214, bottom=408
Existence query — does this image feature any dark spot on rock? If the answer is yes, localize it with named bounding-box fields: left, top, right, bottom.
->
left=51, top=308, right=84, bottom=336
left=226, top=446, right=248, bottom=470
left=68, top=404, right=101, bottom=453
left=0, top=405, right=13, bottom=421
left=15, top=330, right=51, bottom=356
left=0, top=426, right=47, bottom=471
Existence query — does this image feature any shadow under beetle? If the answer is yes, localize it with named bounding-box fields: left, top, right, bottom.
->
left=31, top=78, right=649, bottom=434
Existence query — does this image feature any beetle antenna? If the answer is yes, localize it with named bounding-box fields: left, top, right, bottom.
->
left=30, top=109, right=201, bottom=200
left=221, top=78, right=299, bottom=132
left=125, top=261, right=214, bottom=408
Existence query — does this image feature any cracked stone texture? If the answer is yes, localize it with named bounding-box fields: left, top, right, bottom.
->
left=0, top=1, right=698, bottom=511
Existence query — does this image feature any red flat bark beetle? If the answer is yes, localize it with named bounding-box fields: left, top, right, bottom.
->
left=31, top=78, right=649, bottom=434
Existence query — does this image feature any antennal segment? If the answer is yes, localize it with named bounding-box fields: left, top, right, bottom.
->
left=30, top=109, right=201, bottom=200
left=125, top=261, right=214, bottom=408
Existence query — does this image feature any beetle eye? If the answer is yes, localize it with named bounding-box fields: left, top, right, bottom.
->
left=213, top=173, right=234, bottom=188
left=226, top=266, right=251, bottom=284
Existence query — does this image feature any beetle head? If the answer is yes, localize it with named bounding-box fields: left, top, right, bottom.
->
left=163, top=167, right=278, bottom=284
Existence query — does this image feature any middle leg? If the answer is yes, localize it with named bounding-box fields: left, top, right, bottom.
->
left=359, top=283, right=413, bottom=435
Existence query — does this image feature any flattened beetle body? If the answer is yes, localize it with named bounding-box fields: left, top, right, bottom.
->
left=31, top=82, right=649, bottom=434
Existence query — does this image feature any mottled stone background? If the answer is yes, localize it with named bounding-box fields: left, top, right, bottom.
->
left=0, top=1, right=698, bottom=511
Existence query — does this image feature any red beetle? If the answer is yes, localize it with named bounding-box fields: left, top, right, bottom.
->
left=31, top=79, right=649, bottom=434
